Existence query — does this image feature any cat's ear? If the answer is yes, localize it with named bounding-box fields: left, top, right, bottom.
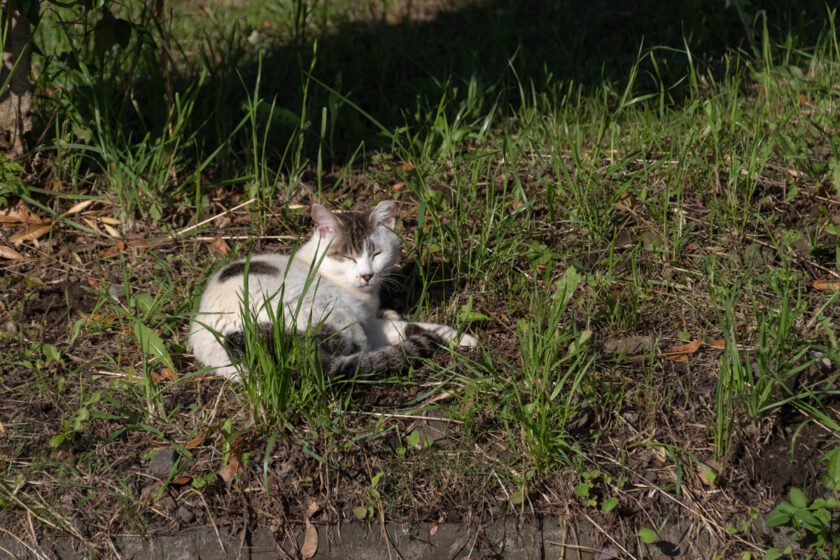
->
left=312, top=204, right=340, bottom=237
left=371, top=201, right=396, bottom=229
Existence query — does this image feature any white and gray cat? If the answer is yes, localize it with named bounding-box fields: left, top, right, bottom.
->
left=189, top=200, right=477, bottom=381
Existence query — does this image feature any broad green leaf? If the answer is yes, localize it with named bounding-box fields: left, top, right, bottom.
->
left=601, top=496, right=618, bottom=512
left=353, top=506, right=368, bottom=519
left=792, top=508, right=823, bottom=532
left=573, top=482, right=590, bottom=497
left=821, top=447, right=840, bottom=490
left=42, top=344, right=61, bottom=364
left=764, top=548, right=783, bottom=560
left=132, top=293, right=155, bottom=315
left=765, top=507, right=791, bottom=528
left=133, top=320, right=176, bottom=373
left=789, top=487, right=807, bottom=509
left=405, top=430, right=421, bottom=448
left=638, top=528, right=657, bottom=544
left=553, top=266, right=582, bottom=310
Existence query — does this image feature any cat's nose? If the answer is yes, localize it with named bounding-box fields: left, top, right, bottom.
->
left=360, top=273, right=373, bottom=283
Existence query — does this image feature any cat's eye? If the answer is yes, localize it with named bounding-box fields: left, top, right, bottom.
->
left=372, top=249, right=382, bottom=258
left=344, top=256, right=357, bottom=263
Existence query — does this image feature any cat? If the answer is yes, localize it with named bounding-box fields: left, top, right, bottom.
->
left=189, top=200, right=478, bottom=381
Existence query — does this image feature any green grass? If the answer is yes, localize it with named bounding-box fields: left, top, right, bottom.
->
left=2, top=0, right=840, bottom=556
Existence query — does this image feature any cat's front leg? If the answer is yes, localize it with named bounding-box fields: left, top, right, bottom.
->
left=409, top=321, right=478, bottom=348
left=367, top=317, right=477, bottom=348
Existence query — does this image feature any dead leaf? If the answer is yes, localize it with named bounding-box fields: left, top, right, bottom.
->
left=98, top=241, right=125, bottom=259
left=171, top=476, right=192, bottom=486
left=102, top=223, right=122, bottom=238
left=663, top=339, right=702, bottom=361
left=217, top=452, right=242, bottom=483
left=301, top=522, right=318, bottom=559
left=9, top=223, right=51, bottom=245
left=430, top=524, right=439, bottom=537
left=813, top=281, right=840, bottom=291
left=710, top=339, right=726, bottom=349
left=150, top=368, right=175, bottom=383
left=604, top=335, right=654, bottom=356
left=0, top=245, right=23, bottom=260
left=82, top=217, right=102, bottom=234
left=391, top=181, right=405, bottom=192
left=99, top=216, right=121, bottom=225
left=64, top=199, right=96, bottom=215
left=306, top=502, right=320, bottom=519
left=0, top=201, right=45, bottom=224
left=211, top=235, right=231, bottom=256
left=185, top=435, right=204, bottom=449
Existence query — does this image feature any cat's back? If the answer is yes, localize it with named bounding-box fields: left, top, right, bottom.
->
left=199, top=253, right=292, bottom=310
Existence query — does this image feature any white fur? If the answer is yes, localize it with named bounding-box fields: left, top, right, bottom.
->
left=189, top=202, right=477, bottom=380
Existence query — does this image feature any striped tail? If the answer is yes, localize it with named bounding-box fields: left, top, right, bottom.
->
left=324, top=327, right=443, bottom=378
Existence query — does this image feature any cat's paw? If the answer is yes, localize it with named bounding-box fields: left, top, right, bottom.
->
left=379, top=309, right=403, bottom=321
left=457, top=333, right=479, bottom=348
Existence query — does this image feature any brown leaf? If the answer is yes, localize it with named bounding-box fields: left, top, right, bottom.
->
left=710, top=339, right=726, bottom=349
left=170, top=476, right=192, bottom=486
left=98, top=241, right=125, bottom=259
left=391, top=181, right=405, bottom=192
left=0, top=201, right=45, bottom=224
left=9, top=223, right=52, bottom=245
left=217, top=452, right=242, bottom=483
left=306, top=501, right=320, bottom=519
left=0, top=245, right=23, bottom=260
left=102, top=223, right=122, bottom=238
left=64, top=199, right=96, bottom=215
left=663, top=339, right=702, bottom=360
left=150, top=368, right=175, bottom=383
left=211, top=235, right=231, bottom=256
left=301, top=522, right=318, bottom=559
left=184, top=435, right=204, bottom=449
left=813, top=280, right=840, bottom=291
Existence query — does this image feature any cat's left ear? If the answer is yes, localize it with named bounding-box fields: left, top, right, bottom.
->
left=312, top=204, right=340, bottom=237
left=371, top=201, right=396, bottom=229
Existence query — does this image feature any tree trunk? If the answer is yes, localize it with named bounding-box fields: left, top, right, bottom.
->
left=0, top=1, right=32, bottom=157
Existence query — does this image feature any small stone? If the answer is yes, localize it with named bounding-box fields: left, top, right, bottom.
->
left=176, top=505, right=195, bottom=524
left=108, top=284, right=126, bottom=301
left=148, top=447, right=177, bottom=478
left=71, top=517, right=86, bottom=538
left=741, top=243, right=775, bottom=267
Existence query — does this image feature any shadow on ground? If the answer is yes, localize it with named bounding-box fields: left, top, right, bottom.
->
left=42, top=0, right=833, bottom=171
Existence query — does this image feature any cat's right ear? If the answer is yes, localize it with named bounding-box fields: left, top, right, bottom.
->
left=312, top=204, right=339, bottom=238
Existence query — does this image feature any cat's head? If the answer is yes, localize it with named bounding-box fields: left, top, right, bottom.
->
left=309, top=201, right=401, bottom=292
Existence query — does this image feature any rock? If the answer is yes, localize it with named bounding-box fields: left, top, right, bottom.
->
left=148, top=447, right=177, bottom=478
left=176, top=505, right=195, bottom=524
left=604, top=335, right=654, bottom=356
left=741, top=243, right=775, bottom=267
